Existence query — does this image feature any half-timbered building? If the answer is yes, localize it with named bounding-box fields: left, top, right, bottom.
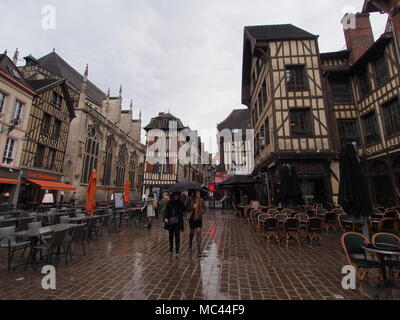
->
left=19, top=51, right=146, bottom=203
left=18, top=79, right=76, bottom=203
left=322, top=12, right=400, bottom=207
left=242, top=24, right=337, bottom=205
left=217, top=109, right=253, bottom=175
left=143, top=112, right=207, bottom=198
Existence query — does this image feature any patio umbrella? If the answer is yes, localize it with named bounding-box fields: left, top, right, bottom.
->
left=290, top=166, right=304, bottom=206
left=217, top=175, right=258, bottom=188
left=123, top=180, right=131, bottom=205
left=338, top=143, right=373, bottom=237
left=86, top=170, right=97, bottom=216
left=168, top=181, right=203, bottom=193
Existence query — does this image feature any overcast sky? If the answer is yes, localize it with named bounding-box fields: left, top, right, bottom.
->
left=0, top=0, right=388, bottom=153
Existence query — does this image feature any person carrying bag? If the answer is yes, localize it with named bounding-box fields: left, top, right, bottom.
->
left=164, top=192, right=185, bottom=256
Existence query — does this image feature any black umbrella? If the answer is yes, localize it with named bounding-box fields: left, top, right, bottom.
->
left=338, top=143, right=373, bottom=236
left=217, top=175, right=258, bottom=188
left=290, top=166, right=304, bottom=206
left=168, top=181, right=203, bottom=193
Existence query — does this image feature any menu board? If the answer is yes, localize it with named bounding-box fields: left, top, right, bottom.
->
left=114, top=192, right=124, bottom=209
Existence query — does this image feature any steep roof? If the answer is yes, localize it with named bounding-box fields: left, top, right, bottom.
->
left=320, top=50, right=350, bottom=60
left=244, top=24, right=318, bottom=42
left=217, top=109, right=251, bottom=131
left=144, top=112, right=185, bottom=131
left=33, top=51, right=106, bottom=105
left=242, top=24, right=318, bottom=106
left=0, top=54, right=35, bottom=94
left=25, top=78, right=76, bottom=119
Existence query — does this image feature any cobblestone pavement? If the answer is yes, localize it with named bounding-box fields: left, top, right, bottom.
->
left=0, top=210, right=387, bottom=300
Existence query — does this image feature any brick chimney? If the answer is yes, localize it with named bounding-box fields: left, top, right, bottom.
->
left=342, top=12, right=374, bottom=64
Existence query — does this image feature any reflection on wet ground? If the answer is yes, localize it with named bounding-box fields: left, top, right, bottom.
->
left=0, top=211, right=369, bottom=300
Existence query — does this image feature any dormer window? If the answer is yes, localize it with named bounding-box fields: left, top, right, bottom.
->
left=8, top=67, right=21, bottom=79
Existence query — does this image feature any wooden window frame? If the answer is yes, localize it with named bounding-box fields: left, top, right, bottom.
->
left=373, top=53, right=389, bottom=87
left=285, top=65, right=308, bottom=92
left=381, top=98, right=400, bottom=137
left=362, top=111, right=381, bottom=146
left=289, top=108, right=313, bottom=137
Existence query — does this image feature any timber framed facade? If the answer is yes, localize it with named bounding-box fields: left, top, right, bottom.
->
left=242, top=24, right=337, bottom=206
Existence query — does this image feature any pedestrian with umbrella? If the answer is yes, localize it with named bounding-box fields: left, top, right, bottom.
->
left=338, top=143, right=373, bottom=238
left=164, top=192, right=185, bottom=256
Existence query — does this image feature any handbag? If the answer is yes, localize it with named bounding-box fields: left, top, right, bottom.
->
left=169, top=216, right=179, bottom=225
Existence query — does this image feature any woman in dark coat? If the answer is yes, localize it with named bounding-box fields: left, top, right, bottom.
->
left=164, top=192, right=185, bottom=256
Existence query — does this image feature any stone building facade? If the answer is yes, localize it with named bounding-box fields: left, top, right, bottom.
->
left=19, top=51, right=145, bottom=204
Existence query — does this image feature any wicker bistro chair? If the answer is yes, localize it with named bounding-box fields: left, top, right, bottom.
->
left=261, top=218, right=280, bottom=247
left=315, top=208, right=328, bottom=218
left=249, top=209, right=261, bottom=226
left=307, top=217, right=324, bottom=247
left=256, top=214, right=269, bottom=238
left=341, top=232, right=382, bottom=296
left=324, top=211, right=337, bottom=234
left=283, top=218, right=301, bottom=249
left=378, top=218, right=397, bottom=234
left=294, top=213, right=308, bottom=238
left=384, top=210, right=398, bottom=219
left=337, top=213, right=353, bottom=233
left=0, top=226, right=31, bottom=271
left=372, top=233, right=400, bottom=281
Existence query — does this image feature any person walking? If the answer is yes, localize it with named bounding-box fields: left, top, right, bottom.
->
left=188, top=190, right=206, bottom=256
left=164, top=192, right=185, bottom=256
left=69, top=192, right=76, bottom=208
left=145, top=192, right=157, bottom=229
left=158, top=192, right=170, bottom=226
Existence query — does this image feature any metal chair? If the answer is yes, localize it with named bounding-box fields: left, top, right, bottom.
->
left=0, top=220, right=16, bottom=228
left=65, top=224, right=86, bottom=261
left=17, top=218, right=34, bottom=232
left=341, top=232, right=382, bottom=296
left=0, top=226, right=31, bottom=271
left=96, top=215, right=111, bottom=239
left=30, top=227, right=70, bottom=265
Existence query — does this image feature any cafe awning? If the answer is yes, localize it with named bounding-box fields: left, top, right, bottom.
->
left=26, top=179, right=76, bottom=191
left=0, top=178, right=20, bottom=185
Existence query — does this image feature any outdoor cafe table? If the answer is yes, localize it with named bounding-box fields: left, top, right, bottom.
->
left=13, top=223, right=77, bottom=270
left=341, top=217, right=364, bottom=232
left=362, top=243, right=400, bottom=299
left=61, top=215, right=107, bottom=223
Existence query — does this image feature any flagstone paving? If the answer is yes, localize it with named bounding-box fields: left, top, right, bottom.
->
left=0, top=210, right=386, bottom=300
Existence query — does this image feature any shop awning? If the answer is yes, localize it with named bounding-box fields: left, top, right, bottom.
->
left=0, top=178, right=20, bottom=185
left=26, top=179, right=76, bottom=191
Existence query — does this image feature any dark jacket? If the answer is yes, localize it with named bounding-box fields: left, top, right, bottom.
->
left=165, top=199, right=185, bottom=232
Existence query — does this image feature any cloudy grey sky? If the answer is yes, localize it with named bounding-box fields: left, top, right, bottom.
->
left=1, top=0, right=388, bottom=153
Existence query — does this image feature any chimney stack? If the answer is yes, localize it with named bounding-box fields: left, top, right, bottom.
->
left=342, top=12, right=374, bottom=64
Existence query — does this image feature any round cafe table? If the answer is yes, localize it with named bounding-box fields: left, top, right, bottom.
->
left=363, top=243, right=400, bottom=300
